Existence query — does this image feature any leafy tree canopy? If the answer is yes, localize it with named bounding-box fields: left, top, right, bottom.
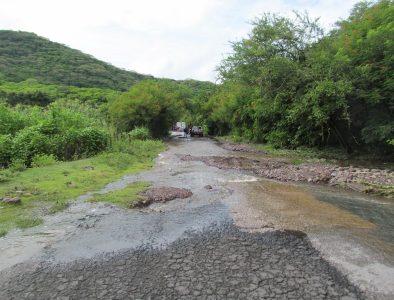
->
left=109, top=80, right=189, bottom=137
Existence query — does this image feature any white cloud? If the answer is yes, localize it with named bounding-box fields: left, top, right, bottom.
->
left=0, top=0, right=360, bottom=82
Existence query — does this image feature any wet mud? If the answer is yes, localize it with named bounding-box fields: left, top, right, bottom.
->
left=0, top=137, right=393, bottom=299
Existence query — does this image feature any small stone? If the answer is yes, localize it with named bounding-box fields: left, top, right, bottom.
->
left=83, top=166, right=95, bottom=170
left=204, top=185, right=213, bottom=190
left=2, top=197, right=21, bottom=204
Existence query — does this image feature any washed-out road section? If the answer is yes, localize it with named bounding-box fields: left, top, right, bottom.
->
left=0, top=137, right=393, bottom=299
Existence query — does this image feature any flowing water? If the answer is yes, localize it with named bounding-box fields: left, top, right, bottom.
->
left=0, top=137, right=393, bottom=298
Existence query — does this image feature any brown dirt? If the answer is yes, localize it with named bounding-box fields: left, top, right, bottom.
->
left=133, top=187, right=193, bottom=208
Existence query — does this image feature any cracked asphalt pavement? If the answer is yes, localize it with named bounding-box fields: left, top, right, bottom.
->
left=0, top=224, right=362, bottom=300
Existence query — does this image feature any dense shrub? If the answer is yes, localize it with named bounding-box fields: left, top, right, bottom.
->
left=0, top=134, right=13, bottom=167
left=0, top=103, right=27, bottom=135
left=53, top=127, right=108, bottom=160
left=0, top=169, right=13, bottom=182
left=12, top=126, right=51, bottom=164
left=129, top=127, right=151, bottom=140
left=9, top=158, right=27, bottom=172
left=0, top=102, right=110, bottom=168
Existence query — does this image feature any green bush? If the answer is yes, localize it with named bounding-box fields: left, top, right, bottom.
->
left=0, top=103, right=27, bottom=135
left=0, top=102, right=111, bottom=168
left=0, top=169, right=13, bottom=182
left=31, top=154, right=58, bottom=167
left=79, top=127, right=109, bottom=156
left=129, top=127, right=151, bottom=140
left=12, top=126, right=51, bottom=164
left=54, top=127, right=108, bottom=160
left=0, top=134, right=13, bottom=167
left=9, top=159, right=27, bottom=172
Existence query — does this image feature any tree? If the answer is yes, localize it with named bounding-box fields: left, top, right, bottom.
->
left=109, top=80, right=187, bottom=137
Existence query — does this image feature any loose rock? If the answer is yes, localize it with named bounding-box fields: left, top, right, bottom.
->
left=2, top=197, right=21, bottom=205
left=180, top=154, right=394, bottom=197
left=219, top=141, right=265, bottom=153
left=135, top=187, right=193, bottom=207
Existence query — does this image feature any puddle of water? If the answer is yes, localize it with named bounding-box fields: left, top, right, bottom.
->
left=229, top=178, right=394, bottom=298
left=48, top=201, right=231, bottom=263
left=312, top=191, right=394, bottom=245
left=235, top=180, right=375, bottom=232
left=228, top=175, right=260, bottom=183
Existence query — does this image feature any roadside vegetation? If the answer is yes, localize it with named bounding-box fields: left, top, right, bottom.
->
left=0, top=139, right=164, bottom=235
left=189, top=0, right=394, bottom=158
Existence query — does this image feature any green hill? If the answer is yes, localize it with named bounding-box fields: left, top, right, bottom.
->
left=0, top=30, right=152, bottom=91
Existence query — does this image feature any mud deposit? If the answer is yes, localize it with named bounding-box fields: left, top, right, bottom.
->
left=0, top=224, right=363, bottom=300
left=136, top=186, right=193, bottom=207
left=0, top=137, right=393, bottom=299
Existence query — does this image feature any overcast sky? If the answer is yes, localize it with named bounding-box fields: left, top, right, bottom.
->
left=1, top=0, right=360, bottom=82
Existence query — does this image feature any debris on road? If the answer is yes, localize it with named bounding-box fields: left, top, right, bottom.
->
left=134, top=187, right=193, bottom=207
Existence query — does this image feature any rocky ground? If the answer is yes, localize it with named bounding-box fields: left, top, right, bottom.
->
left=219, top=140, right=264, bottom=153
left=0, top=223, right=363, bottom=300
left=180, top=152, right=394, bottom=197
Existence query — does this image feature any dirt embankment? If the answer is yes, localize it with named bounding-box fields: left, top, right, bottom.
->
left=180, top=154, right=394, bottom=197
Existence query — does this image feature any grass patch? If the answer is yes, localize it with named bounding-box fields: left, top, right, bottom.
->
left=49, top=200, right=70, bottom=213
left=0, top=139, right=165, bottom=234
left=0, top=229, right=7, bottom=237
left=364, top=182, right=394, bottom=198
left=89, top=181, right=151, bottom=208
left=289, top=158, right=305, bottom=165
left=15, top=217, right=44, bottom=229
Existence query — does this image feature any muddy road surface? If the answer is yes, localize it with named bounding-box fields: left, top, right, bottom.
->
left=0, top=137, right=393, bottom=299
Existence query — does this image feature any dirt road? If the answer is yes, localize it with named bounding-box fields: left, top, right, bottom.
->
left=0, top=137, right=393, bottom=299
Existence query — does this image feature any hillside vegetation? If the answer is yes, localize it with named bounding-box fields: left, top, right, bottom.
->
left=0, top=79, right=120, bottom=106
left=0, top=30, right=152, bottom=90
